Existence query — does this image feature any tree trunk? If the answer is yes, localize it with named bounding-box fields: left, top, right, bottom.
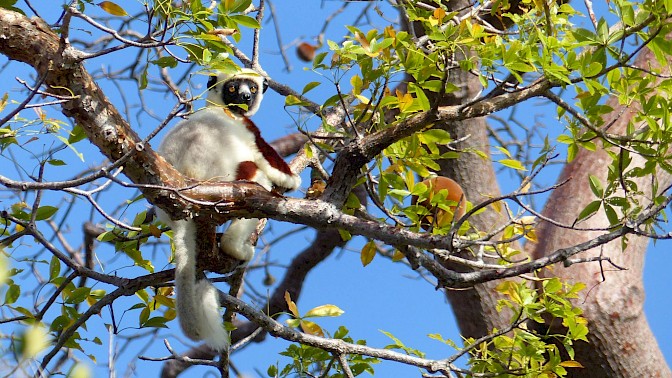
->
left=532, top=46, right=672, bottom=377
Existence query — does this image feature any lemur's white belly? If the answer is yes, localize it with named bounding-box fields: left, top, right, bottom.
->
left=159, top=109, right=263, bottom=182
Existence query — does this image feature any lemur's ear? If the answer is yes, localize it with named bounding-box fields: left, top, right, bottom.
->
left=262, top=78, right=269, bottom=93
left=207, top=75, right=218, bottom=90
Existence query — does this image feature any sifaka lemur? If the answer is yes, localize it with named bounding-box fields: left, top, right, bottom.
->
left=157, top=69, right=301, bottom=351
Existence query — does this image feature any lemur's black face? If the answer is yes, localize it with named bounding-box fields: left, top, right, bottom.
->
left=207, top=75, right=269, bottom=115
left=222, top=78, right=262, bottom=114
left=207, top=73, right=268, bottom=116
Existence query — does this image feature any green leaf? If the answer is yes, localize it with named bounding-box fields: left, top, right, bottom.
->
left=556, top=134, right=573, bottom=144
left=302, top=81, right=321, bottom=95
left=313, top=51, right=329, bottom=67
left=338, top=228, right=352, bottom=241
left=97, top=231, right=117, bottom=242
left=141, top=316, right=169, bottom=328
left=97, top=1, right=128, bottom=16
left=55, top=135, right=84, bottom=161
left=139, top=307, right=150, bottom=326
left=230, top=15, right=260, bottom=29
left=495, top=146, right=512, bottom=158
left=89, top=289, right=106, bottom=300
left=49, top=255, right=61, bottom=281
left=35, top=206, right=58, bottom=221
left=588, top=175, right=603, bottom=198
left=409, top=83, right=430, bottom=111
left=68, top=125, right=87, bottom=144
left=567, top=143, right=578, bottom=162
left=227, top=0, right=252, bottom=13
left=202, top=48, right=212, bottom=63
left=47, top=159, right=66, bottom=166
left=139, top=66, right=148, bottom=90
left=571, top=28, right=597, bottom=44
left=21, top=324, right=50, bottom=359
left=596, top=18, right=609, bottom=43
left=576, top=200, right=601, bottom=223
left=381, top=330, right=405, bottom=347
left=132, top=211, right=147, bottom=227
left=66, top=287, right=91, bottom=304
left=604, top=204, right=619, bottom=225
left=152, top=57, right=178, bottom=68
left=0, top=0, right=24, bottom=15
left=583, top=61, right=602, bottom=77
left=50, top=315, right=70, bottom=332
left=4, top=283, right=20, bottom=304
left=323, top=94, right=343, bottom=108
left=543, top=278, right=562, bottom=294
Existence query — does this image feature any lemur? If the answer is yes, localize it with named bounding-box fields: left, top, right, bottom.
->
left=157, top=69, right=301, bottom=351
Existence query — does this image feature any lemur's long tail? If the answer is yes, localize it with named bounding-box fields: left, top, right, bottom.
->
left=172, top=219, right=230, bottom=351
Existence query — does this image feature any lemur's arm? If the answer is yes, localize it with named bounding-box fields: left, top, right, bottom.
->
left=241, top=116, right=301, bottom=191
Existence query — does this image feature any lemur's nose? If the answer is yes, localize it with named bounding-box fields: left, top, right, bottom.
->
left=241, top=92, right=251, bottom=101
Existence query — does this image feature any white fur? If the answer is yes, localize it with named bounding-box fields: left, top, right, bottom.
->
left=158, top=73, right=300, bottom=350
left=165, top=216, right=230, bottom=351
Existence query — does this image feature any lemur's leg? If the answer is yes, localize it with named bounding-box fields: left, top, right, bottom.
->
left=220, top=218, right=259, bottom=261
left=220, top=169, right=271, bottom=261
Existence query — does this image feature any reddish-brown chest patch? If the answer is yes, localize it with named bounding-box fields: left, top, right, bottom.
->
left=236, top=161, right=259, bottom=181
left=241, top=117, right=293, bottom=175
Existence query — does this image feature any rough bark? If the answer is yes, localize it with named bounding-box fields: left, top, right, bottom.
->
left=416, top=0, right=516, bottom=342
left=436, top=73, right=515, bottom=338
left=532, top=47, right=672, bottom=377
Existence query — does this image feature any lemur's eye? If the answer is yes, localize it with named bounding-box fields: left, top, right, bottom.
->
left=227, top=85, right=236, bottom=93
left=250, top=86, right=258, bottom=94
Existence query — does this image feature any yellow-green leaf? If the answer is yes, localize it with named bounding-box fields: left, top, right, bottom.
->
left=164, top=308, right=176, bottom=321
left=360, top=240, right=376, bottom=267
left=4, top=283, right=20, bottom=305
left=300, top=320, right=324, bottom=336
left=304, top=304, right=344, bottom=318
left=498, top=159, right=527, bottom=171
left=0, top=93, right=8, bottom=113
left=154, top=294, right=174, bottom=308
left=286, top=318, right=301, bottom=328
left=97, top=1, right=128, bottom=16
left=49, top=255, right=60, bottom=281
left=136, top=289, right=150, bottom=303
left=285, top=94, right=303, bottom=106
left=302, top=81, right=321, bottom=95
